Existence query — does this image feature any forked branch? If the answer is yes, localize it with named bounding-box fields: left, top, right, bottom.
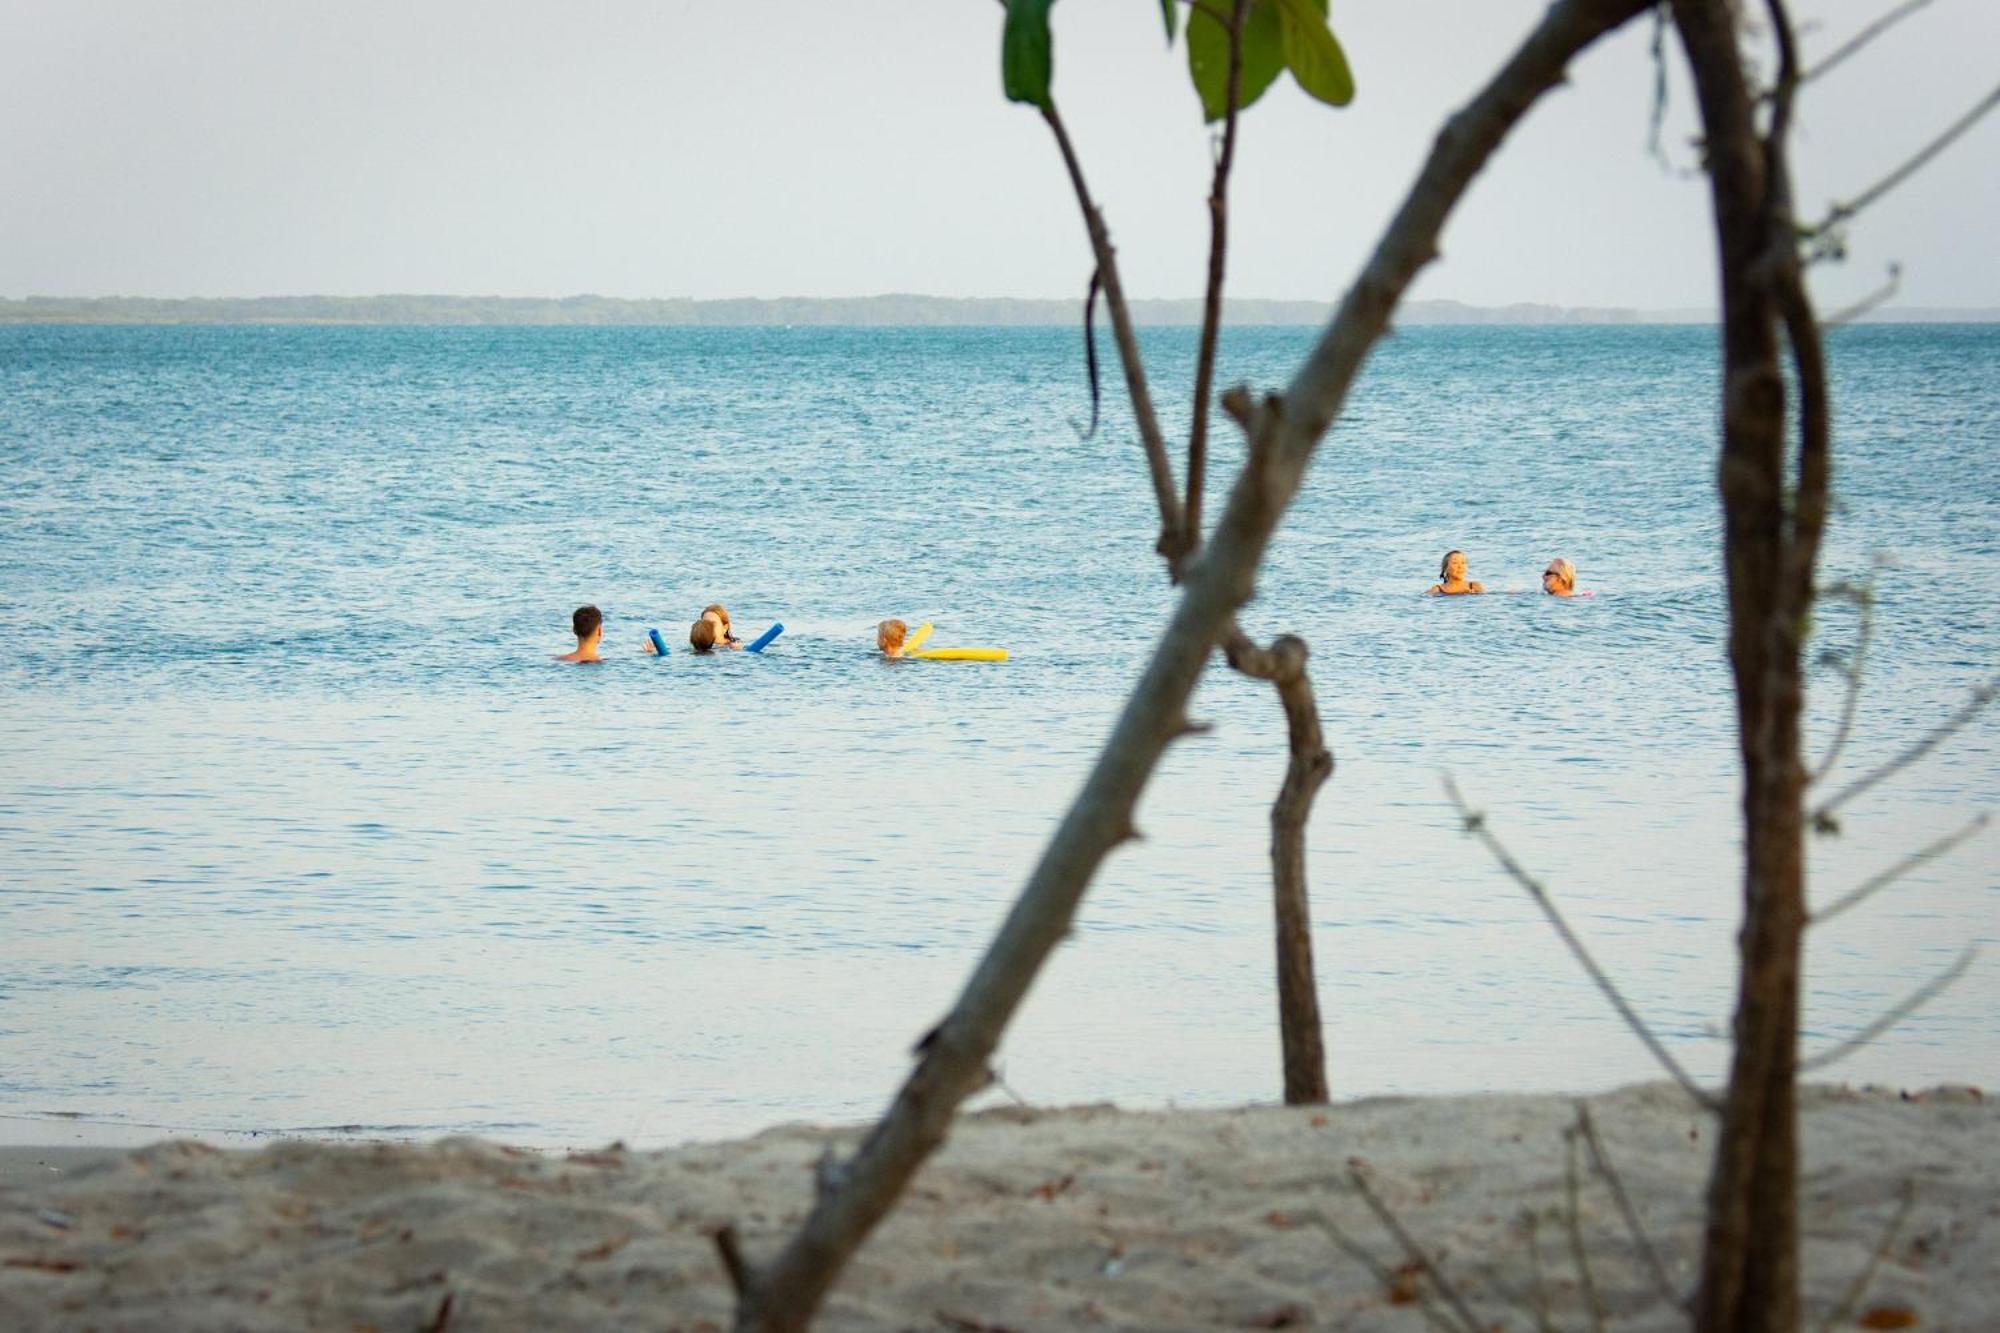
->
left=722, top=2, right=1658, bottom=1323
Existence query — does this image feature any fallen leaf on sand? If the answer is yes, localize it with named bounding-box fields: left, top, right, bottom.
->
left=1262, top=1210, right=1298, bottom=1230
left=1029, top=1173, right=1076, bottom=1201
left=1244, top=1301, right=1311, bottom=1327
left=1387, top=1261, right=1423, bottom=1305
left=4, top=1257, right=81, bottom=1273
left=574, top=1235, right=631, bottom=1262
left=1859, top=1307, right=1920, bottom=1329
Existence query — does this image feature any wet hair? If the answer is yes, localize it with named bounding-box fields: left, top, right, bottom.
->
left=877, top=618, right=908, bottom=653
left=1439, top=549, right=1465, bottom=580
left=702, top=603, right=737, bottom=642
left=1544, top=558, right=1576, bottom=592
left=572, top=605, right=602, bottom=640
left=689, top=617, right=718, bottom=652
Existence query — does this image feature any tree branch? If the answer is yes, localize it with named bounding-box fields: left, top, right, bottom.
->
left=1564, top=1127, right=1608, bottom=1333
left=1576, top=1102, right=1686, bottom=1312
left=1811, top=675, right=2000, bottom=831
left=1814, top=1181, right=1916, bottom=1333
left=1805, top=81, right=2000, bottom=262
left=1039, top=100, right=1187, bottom=572
left=1823, top=261, right=1902, bottom=328
left=1183, top=0, right=1251, bottom=570
left=1444, top=775, right=1718, bottom=1109
left=1810, top=813, right=1990, bottom=926
left=1807, top=575, right=1876, bottom=785
left=1797, top=947, right=1976, bottom=1073
left=1349, top=1165, right=1487, bottom=1333
left=724, top=2, right=1658, bottom=1322
left=1798, top=0, right=1937, bottom=89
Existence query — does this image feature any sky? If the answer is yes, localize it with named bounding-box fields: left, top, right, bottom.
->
left=1, top=0, right=1995, bottom=311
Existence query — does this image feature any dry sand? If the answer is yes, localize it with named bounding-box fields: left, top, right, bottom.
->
left=1, top=1082, right=1992, bottom=1331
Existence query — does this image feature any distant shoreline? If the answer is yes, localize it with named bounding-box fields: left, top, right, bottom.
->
left=4, top=293, right=1996, bottom=326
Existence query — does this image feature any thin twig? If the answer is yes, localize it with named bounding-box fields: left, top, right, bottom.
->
left=1646, top=2, right=1671, bottom=164
left=1445, top=775, right=1718, bottom=1109
left=1039, top=101, right=1187, bottom=568
left=1077, top=267, right=1103, bottom=439
left=1824, top=262, right=1903, bottom=328
left=1308, top=1211, right=1467, bottom=1333
left=1806, top=82, right=2000, bottom=259
left=1564, top=1129, right=1606, bottom=1333
left=1799, top=946, right=1977, bottom=1072
left=1808, top=575, right=1877, bottom=785
left=1576, top=1102, right=1685, bottom=1311
left=1815, top=1180, right=1917, bottom=1333
left=1348, top=1165, right=1487, bottom=1333
left=1183, top=0, right=1251, bottom=570
left=1812, top=676, right=2000, bottom=830
left=1811, top=813, right=1989, bottom=925
left=1799, top=0, right=1937, bottom=88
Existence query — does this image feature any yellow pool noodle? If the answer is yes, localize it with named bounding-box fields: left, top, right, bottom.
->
left=903, top=621, right=934, bottom=654
left=911, top=646, right=1009, bottom=662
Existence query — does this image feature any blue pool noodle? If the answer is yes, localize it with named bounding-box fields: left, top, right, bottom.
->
left=648, top=628, right=669, bottom=656
left=747, top=622, right=784, bottom=653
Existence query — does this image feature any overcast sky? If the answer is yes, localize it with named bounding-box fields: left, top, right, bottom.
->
left=2, top=0, right=1994, bottom=310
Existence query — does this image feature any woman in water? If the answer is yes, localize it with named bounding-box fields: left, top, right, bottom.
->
left=1542, top=557, right=1577, bottom=597
left=1428, top=549, right=1485, bottom=595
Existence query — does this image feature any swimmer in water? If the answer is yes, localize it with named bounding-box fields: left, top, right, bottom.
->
left=877, top=618, right=908, bottom=657
left=1542, top=557, right=1577, bottom=597
left=1428, top=549, right=1485, bottom=595
left=703, top=603, right=744, bottom=649
left=555, top=605, right=603, bottom=663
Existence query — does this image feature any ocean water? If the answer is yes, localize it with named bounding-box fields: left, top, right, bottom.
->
left=1, top=323, right=1995, bottom=1148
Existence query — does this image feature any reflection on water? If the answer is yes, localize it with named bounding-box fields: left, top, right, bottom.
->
left=1, top=324, right=1995, bottom=1146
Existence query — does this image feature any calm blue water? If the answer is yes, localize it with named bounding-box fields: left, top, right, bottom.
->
left=2, top=323, right=1995, bottom=1148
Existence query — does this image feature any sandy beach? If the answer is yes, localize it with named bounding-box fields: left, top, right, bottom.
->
left=1, top=1082, right=1990, bottom=1330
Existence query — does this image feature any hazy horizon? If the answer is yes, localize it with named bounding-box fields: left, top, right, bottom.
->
left=4, top=2, right=1997, bottom=314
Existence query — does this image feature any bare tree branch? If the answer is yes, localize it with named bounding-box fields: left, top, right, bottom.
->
left=1814, top=1180, right=1917, bottom=1333
left=1807, top=574, right=1877, bottom=784
left=1225, top=623, right=1333, bottom=1102
left=1444, top=775, right=1718, bottom=1110
left=1309, top=1211, right=1469, bottom=1333
left=1812, top=676, right=2000, bottom=830
left=1565, top=1127, right=1608, bottom=1333
left=1039, top=101, right=1187, bottom=567
left=1182, top=0, right=1252, bottom=570
left=1823, top=262, right=1903, bottom=328
left=1811, top=813, right=1989, bottom=926
left=1799, top=0, right=1937, bottom=88
left=1798, top=946, right=1976, bottom=1073
left=724, top=2, right=1659, bottom=1322
left=1577, top=1102, right=1687, bottom=1311
left=1805, top=82, right=2000, bottom=262
left=1349, top=1165, right=1487, bottom=1333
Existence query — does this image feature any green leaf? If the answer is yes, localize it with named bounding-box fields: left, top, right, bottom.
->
left=1158, top=0, right=1176, bottom=43
left=1273, top=0, right=1354, bottom=107
left=1186, top=1, right=1284, bottom=123
left=1002, top=0, right=1056, bottom=110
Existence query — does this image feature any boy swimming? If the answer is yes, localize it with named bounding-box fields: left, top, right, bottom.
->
left=555, top=605, right=603, bottom=663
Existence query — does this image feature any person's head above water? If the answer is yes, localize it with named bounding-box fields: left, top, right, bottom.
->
left=702, top=603, right=738, bottom=643
left=555, top=604, right=603, bottom=662
left=689, top=617, right=719, bottom=653
left=1542, top=558, right=1577, bottom=596
left=1430, top=549, right=1484, bottom=595
left=877, top=618, right=908, bottom=656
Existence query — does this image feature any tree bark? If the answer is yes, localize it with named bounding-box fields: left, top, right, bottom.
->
left=1227, top=629, right=1333, bottom=1102
left=724, top=2, right=1654, bottom=1325
left=1671, top=3, right=1829, bottom=1329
